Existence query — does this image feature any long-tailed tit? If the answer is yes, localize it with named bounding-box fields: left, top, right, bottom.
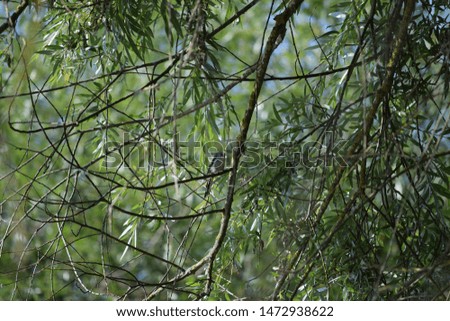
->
left=207, top=152, right=225, bottom=174
left=204, top=152, right=225, bottom=197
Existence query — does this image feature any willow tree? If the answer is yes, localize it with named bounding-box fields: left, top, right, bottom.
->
left=0, top=0, right=449, bottom=300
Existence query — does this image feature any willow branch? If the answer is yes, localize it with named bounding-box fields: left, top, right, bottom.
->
left=203, top=0, right=304, bottom=295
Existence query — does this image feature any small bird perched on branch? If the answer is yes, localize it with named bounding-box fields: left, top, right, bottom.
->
left=204, top=152, right=225, bottom=198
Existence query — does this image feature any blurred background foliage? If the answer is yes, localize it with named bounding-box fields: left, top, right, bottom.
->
left=0, top=0, right=449, bottom=300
